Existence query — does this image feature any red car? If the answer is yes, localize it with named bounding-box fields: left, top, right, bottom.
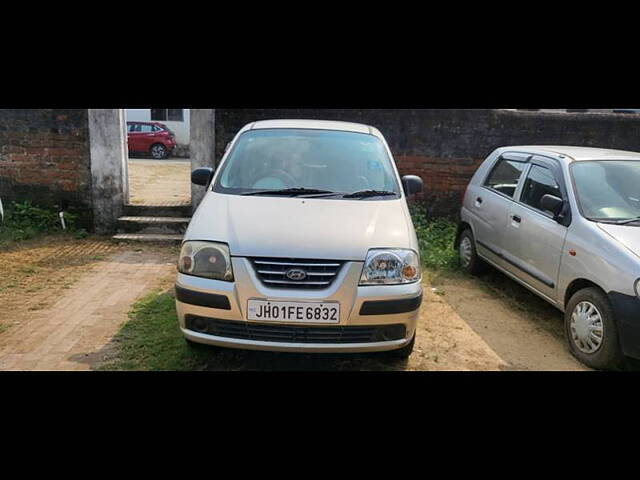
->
left=127, top=121, right=177, bottom=159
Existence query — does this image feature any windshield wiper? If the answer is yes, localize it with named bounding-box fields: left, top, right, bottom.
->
left=342, top=190, right=398, bottom=199
left=609, top=216, right=640, bottom=225
left=592, top=216, right=640, bottom=225
left=241, top=188, right=337, bottom=197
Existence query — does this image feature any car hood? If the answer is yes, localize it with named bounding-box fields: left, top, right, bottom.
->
left=597, top=223, right=640, bottom=260
left=185, top=193, right=414, bottom=260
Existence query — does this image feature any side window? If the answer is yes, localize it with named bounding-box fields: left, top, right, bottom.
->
left=520, top=165, right=562, bottom=214
left=130, top=123, right=141, bottom=132
left=140, top=124, right=153, bottom=133
left=484, top=159, right=526, bottom=198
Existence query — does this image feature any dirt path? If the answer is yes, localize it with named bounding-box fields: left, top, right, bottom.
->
left=0, top=238, right=177, bottom=370
left=127, top=158, right=191, bottom=206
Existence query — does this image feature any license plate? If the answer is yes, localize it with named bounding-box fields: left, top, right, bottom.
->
left=247, top=300, right=340, bottom=323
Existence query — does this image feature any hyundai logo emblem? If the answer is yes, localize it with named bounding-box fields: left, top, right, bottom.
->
left=285, top=268, right=307, bottom=281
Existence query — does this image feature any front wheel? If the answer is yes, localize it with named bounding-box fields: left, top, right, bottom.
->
left=458, top=229, right=486, bottom=275
left=150, top=143, right=169, bottom=159
left=565, top=287, right=625, bottom=370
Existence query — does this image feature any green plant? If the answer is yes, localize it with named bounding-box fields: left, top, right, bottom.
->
left=410, top=205, right=459, bottom=271
left=0, top=200, right=80, bottom=245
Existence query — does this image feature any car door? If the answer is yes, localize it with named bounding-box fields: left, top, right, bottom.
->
left=502, top=156, right=570, bottom=303
left=472, top=152, right=529, bottom=270
left=138, top=123, right=155, bottom=152
left=128, top=123, right=143, bottom=152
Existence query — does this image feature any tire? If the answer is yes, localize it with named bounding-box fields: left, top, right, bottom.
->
left=565, top=287, right=625, bottom=370
left=150, top=143, right=169, bottom=160
left=458, top=229, right=486, bottom=275
left=387, top=333, right=415, bottom=359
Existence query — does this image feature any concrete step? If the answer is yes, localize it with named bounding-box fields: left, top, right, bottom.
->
left=123, top=204, right=192, bottom=218
left=117, top=216, right=191, bottom=234
left=112, top=233, right=183, bottom=243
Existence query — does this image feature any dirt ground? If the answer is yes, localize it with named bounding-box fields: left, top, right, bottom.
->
left=127, top=158, right=191, bottom=206
left=0, top=235, right=589, bottom=371
left=415, top=270, right=588, bottom=371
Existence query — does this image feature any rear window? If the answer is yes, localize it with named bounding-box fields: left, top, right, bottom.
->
left=484, top=159, right=527, bottom=198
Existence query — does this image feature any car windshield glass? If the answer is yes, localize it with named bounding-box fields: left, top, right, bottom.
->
left=214, top=128, right=400, bottom=197
left=572, top=160, right=640, bottom=221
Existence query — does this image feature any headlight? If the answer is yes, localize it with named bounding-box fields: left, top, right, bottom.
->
left=178, top=241, right=234, bottom=281
left=635, top=279, right=640, bottom=298
left=360, top=249, right=421, bottom=285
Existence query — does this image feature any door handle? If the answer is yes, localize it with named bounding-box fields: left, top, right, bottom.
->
left=475, top=197, right=483, bottom=207
left=511, top=214, right=522, bottom=223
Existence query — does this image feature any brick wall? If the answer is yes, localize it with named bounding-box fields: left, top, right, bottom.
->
left=215, top=109, right=640, bottom=217
left=0, top=109, right=92, bottom=225
left=5, top=108, right=640, bottom=230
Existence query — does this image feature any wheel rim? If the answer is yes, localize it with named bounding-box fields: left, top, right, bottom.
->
left=151, top=145, right=165, bottom=158
left=570, top=301, right=604, bottom=354
left=460, top=236, right=473, bottom=267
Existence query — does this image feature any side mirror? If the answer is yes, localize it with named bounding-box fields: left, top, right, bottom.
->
left=540, top=194, right=564, bottom=217
left=401, top=175, right=424, bottom=195
left=191, top=167, right=214, bottom=187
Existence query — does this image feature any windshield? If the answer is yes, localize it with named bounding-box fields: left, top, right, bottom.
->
left=213, top=128, right=400, bottom=197
left=572, top=160, right=640, bottom=221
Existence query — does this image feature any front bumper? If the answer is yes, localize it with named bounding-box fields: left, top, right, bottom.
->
left=175, top=257, right=422, bottom=353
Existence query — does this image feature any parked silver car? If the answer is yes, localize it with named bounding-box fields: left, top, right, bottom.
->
left=176, top=120, right=424, bottom=357
left=458, top=146, right=640, bottom=369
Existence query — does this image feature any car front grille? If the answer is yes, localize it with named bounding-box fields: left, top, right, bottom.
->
left=186, top=315, right=406, bottom=344
left=250, top=257, right=344, bottom=290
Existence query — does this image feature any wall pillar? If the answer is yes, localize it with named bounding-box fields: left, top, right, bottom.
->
left=88, top=109, right=127, bottom=234
left=190, top=109, right=216, bottom=211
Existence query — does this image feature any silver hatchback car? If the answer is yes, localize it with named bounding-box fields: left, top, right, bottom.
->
left=458, top=146, right=640, bottom=370
left=176, top=120, right=424, bottom=357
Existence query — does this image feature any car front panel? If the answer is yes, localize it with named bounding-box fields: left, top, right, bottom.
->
left=175, top=257, right=422, bottom=353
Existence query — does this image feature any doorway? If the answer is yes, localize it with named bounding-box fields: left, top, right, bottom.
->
left=123, top=109, right=192, bottom=207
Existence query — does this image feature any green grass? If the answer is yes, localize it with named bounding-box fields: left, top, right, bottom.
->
left=98, top=289, right=410, bottom=371
left=98, top=290, right=212, bottom=371
left=410, top=205, right=459, bottom=271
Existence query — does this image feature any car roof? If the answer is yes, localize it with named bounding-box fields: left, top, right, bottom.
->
left=498, top=145, right=640, bottom=162
left=248, top=119, right=375, bottom=135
